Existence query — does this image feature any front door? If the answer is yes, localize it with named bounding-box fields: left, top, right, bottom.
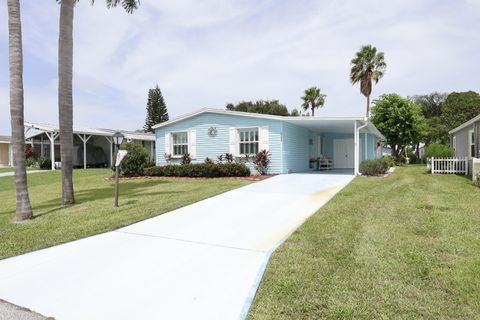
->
left=333, top=139, right=354, bottom=168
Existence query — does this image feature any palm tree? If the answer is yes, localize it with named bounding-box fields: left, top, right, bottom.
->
left=350, top=45, right=386, bottom=117
left=8, top=0, right=33, bottom=221
left=57, top=0, right=139, bottom=205
left=301, top=87, right=326, bottom=116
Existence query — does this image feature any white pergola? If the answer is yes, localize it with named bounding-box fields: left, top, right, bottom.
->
left=24, top=122, right=155, bottom=170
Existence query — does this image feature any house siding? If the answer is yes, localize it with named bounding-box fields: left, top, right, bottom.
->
left=281, top=122, right=310, bottom=173
left=452, top=125, right=473, bottom=158
left=155, top=113, right=283, bottom=174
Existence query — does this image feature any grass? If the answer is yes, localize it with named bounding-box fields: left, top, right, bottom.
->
left=248, top=165, right=480, bottom=320
left=0, top=168, right=14, bottom=173
left=0, top=169, right=251, bottom=259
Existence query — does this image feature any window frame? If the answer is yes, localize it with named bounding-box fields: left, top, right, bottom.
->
left=452, top=135, right=457, bottom=155
left=237, top=127, right=260, bottom=156
left=171, top=131, right=189, bottom=157
left=469, top=129, right=475, bottom=159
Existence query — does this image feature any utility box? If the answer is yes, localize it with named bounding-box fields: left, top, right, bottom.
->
left=472, top=158, right=480, bottom=183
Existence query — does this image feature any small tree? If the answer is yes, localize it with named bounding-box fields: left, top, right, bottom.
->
left=119, top=142, right=150, bottom=176
left=144, top=84, right=169, bottom=133
left=301, top=87, right=326, bottom=116
left=371, top=94, right=425, bottom=160
left=254, top=150, right=271, bottom=175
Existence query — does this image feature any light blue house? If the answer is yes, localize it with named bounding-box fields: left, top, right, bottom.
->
left=153, top=108, right=385, bottom=175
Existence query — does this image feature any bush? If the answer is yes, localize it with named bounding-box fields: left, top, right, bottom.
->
left=254, top=150, right=271, bottom=175
left=424, top=143, right=454, bottom=159
left=118, top=142, right=150, bottom=176
left=37, top=157, right=51, bottom=169
left=359, top=158, right=390, bottom=176
left=25, top=157, right=37, bottom=168
left=181, top=153, right=191, bottom=165
left=144, top=163, right=250, bottom=178
left=382, top=155, right=396, bottom=167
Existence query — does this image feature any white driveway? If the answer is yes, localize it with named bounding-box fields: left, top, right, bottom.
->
left=0, top=173, right=354, bottom=320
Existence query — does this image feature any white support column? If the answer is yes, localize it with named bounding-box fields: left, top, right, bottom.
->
left=77, top=134, right=92, bottom=169
left=105, top=136, right=113, bottom=167
left=40, top=134, right=44, bottom=157
left=354, top=121, right=359, bottom=175
left=45, top=132, right=58, bottom=171
left=9, top=144, right=13, bottom=167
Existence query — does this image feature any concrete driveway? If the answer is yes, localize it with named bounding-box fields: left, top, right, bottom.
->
left=0, top=173, right=354, bottom=320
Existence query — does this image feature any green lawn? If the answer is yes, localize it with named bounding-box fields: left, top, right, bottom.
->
left=0, top=168, right=14, bottom=173
left=0, top=169, right=250, bottom=259
left=248, top=165, right=480, bottom=319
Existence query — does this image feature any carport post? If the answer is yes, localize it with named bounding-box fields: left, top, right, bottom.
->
left=354, top=121, right=359, bottom=175
left=45, top=132, right=58, bottom=171
left=77, top=134, right=92, bottom=169
left=104, top=136, right=113, bottom=167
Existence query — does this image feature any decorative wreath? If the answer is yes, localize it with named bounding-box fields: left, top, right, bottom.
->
left=208, top=127, right=218, bottom=137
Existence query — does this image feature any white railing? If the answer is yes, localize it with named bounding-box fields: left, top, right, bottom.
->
left=430, top=157, right=469, bottom=175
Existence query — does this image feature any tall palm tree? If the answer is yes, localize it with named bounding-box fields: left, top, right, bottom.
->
left=301, top=87, right=326, bottom=116
left=57, top=0, right=139, bottom=205
left=8, top=0, right=33, bottom=221
left=350, top=45, right=386, bottom=117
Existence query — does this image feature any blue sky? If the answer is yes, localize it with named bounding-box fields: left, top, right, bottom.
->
left=1, top=0, right=479, bottom=135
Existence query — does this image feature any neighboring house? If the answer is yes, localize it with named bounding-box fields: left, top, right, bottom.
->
left=153, top=108, right=385, bottom=175
left=0, top=136, right=13, bottom=167
left=449, top=114, right=480, bottom=160
left=24, top=122, right=155, bottom=170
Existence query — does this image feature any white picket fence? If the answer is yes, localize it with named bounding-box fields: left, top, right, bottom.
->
left=429, top=157, right=469, bottom=175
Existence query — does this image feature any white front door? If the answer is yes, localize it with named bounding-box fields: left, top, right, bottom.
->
left=333, top=139, right=354, bottom=168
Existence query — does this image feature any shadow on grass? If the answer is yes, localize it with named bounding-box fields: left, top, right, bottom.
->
left=4, top=179, right=174, bottom=219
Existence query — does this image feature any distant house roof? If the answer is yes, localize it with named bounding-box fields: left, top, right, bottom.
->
left=152, top=108, right=385, bottom=139
left=0, top=136, right=11, bottom=144
left=449, top=113, right=480, bottom=134
left=24, top=122, right=155, bottom=141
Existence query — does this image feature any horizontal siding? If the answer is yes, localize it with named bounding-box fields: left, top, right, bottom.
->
left=452, top=125, right=473, bottom=158
left=155, top=112, right=283, bottom=174
left=282, top=122, right=310, bottom=173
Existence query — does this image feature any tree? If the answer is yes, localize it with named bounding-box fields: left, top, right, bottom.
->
left=350, top=45, right=386, bottom=117
left=57, top=0, right=139, bottom=205
left=441, top=91, right=480, bottom=134
left=301, top=87, right=326, bottom=116
left=144, top=85, right=169, bottom=133
left=226, top=100, right=290, bottom=116
left=8, top=0, right=33, bottom=221
left=290, top=108, right=300, bottom=116
left=371, top=94, right=425, bottom=159
left=412, top=92, right=448, bottom=144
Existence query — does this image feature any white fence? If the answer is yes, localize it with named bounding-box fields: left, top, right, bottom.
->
left=429, top=157, right=469, bottom=175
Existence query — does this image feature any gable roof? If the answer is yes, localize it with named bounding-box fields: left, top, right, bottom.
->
left=152, top=108, right=385, bottom=139
left=24, top=122, right=155, bottom=141
left=449, top=113, right=480, bottom=134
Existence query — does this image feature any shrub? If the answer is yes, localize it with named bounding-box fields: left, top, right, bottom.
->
left=359, top=158, right=390, bottom=176
left=118, top=142, right=150, bottom=176
left=25, top=145, right=34, bottom=159
left=37, top=157, right=51, bottom=169
left=408, top=153, right=419, bottom=164
left=25, top=157, right=37, bottom=168
left=382, top=155, right=396, bottom=167
left=254, top=150, right=271, bottom=175
left=181, top=153, right=191, bottom=165
left=204, top=157, right=214, bottom=164
left=225, top=153, right=234, bottom=163
left=424, top=143, right=454, bottom=159
left=144, top=163, right=250, bottom=178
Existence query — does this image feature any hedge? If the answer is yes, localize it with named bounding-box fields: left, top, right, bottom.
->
left=144, top=163, right=251, bottom=178
left=359, top=158, right=390, bottom=176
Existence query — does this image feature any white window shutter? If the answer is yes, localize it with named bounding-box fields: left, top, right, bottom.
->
left=260, top=126, right=269, bottom=151
left=229, top=128, right=237, bottom=155
left=189, top=129, right=197, bottom=158
left=165, top=132, right=171, bottom=155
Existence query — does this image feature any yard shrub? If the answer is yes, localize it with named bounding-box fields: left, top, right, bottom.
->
left=254, top=150, right=271, bottom=175
left=118, top=142, right=150, bottom=176
left=383, top=155, right=396, bottom=167
left=25, top=157, right=37, bottom=168
left=144, top=163, right=250, bottom=177
left=424, top=143, right=454, bottom=159
left=359, top=158, right=390, bottom=176
left=181, top=153, right=191, bottom=165
left=37, top=157, right=51, bottom=169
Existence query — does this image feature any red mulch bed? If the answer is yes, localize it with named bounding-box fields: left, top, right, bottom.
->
left=104, top=175, right=276, bottom=181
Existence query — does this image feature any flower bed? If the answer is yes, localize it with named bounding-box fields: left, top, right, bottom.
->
left=144, top=163, right=251, bottom=178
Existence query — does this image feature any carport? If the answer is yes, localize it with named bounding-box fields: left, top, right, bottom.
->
left=24, top=122, right=155, bottom=170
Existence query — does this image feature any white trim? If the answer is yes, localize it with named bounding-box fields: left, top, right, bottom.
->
left=449, top=114, right=480, bottom=134
left=171, top=131, right=189, bottom=156
left=452, top=135, right=457, bottom=155
left=468, top=129, right=475, bottom=159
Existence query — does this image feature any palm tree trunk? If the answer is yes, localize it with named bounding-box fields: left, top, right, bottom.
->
left=311, top=103, right=315, bottom=116
left=8, top=0, right=33, bottom=221
left=58, top=0, right=75, bottom=205
left=366, top=95, right=370, bottom=118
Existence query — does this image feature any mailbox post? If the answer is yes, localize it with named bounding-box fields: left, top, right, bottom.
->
left=112, top=132, right=125, bottom=207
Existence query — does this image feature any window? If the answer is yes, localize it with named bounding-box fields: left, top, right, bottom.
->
left=238, top=128, right=259, bottom=155
left=172, top=132, right=188, bottom=156
left=469, top=129, right=475, bottom=158
left=452, top=136, right=456, bottom=154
